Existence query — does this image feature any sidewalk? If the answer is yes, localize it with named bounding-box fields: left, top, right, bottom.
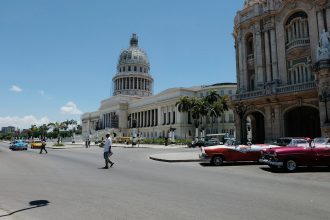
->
left=0, top=209, right=13, bottom=220
left=46, top=142, right=188, bottom=149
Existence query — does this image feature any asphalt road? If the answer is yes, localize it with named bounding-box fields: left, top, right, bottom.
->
left=1, top=142, right=330, bottom=220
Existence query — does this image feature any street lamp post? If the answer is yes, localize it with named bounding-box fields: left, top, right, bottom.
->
left=235, top=102, right=249, bottom=145
left=319, top=90, right=330, bottom=123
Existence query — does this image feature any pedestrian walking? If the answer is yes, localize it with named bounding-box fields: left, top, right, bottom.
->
left=40, top=138, right=48, bottom=154
left=103, top=133, right=114, bottom=169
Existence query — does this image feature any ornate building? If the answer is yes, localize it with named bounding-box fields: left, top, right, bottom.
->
left=81, top=34, right=237, bottom=141
left=232, top=0, right=330, bottom=143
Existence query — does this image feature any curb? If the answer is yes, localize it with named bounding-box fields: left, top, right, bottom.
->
left=149, top=156, right=201, bottom=163
left=0, top=209, right=13, bottom=219
left=149, top=153, right=201, bottom=163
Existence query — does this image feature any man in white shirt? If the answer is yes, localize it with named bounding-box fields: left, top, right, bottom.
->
left=103, top=133, right=114, bottom=169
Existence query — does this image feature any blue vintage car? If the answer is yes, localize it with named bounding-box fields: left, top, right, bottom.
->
left=9, top=140, right=28, bottom=151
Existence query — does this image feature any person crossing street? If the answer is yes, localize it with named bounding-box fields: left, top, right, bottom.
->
left=103, top=133, right=114, bottom=169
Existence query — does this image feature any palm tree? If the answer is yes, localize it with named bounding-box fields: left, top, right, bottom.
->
left=204, top=90, right=220, bottom=105
left=204, top=90, right=229, bottom=134
left=39, top=124, right=49, bottom=139
left=48, top=122, right=67, bottom=143
left=175, top=96, right=191, bottom=112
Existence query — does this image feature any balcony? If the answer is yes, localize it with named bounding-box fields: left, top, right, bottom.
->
left=286, top=38, right=310, bottom=50
left=231, top=81, right=316, bottom=101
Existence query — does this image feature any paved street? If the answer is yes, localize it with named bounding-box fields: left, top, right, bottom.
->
left=1, top=142, right=330, bottom=220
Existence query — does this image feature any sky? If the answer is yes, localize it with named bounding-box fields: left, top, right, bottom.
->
left=0, top=0, right=244, bottom=129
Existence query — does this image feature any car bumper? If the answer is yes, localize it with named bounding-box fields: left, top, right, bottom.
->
left=259, top=159, right=283, bottom=167
left=199, top=153, right=211, bottom=163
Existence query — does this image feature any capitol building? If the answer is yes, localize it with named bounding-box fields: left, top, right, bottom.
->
left=81, top=34, right=237, bottom=141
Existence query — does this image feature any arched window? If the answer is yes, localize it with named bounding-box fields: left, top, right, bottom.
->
left=287, top=59, right=313, bottom=84
left=246, top=33, right=254, bottom=59
left=285, top=11, right=310, bottom=50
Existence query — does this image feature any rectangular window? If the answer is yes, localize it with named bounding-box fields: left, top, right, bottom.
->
left=229, top=114, right=234, bottom=123
left=188, top=111, right=192, bottom=124
left=220, top=90, right=224, bottom=96
left=128, top=66, right=131, bottom=71
left=163, top=113, right=166, bottom=125
left=172, top=111, right=175, bottom=124
left=168, top=112, right=171, bottom=125
left=228, top=90, right=232, bottom=95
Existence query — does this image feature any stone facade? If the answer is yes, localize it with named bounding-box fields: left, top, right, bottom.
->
left=81, top=34, right=237, bottom=142
left=233, top=0, right=330, bottom=143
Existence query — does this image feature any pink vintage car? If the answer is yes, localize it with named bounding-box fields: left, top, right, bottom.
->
left=259, top=139, right=330, bottom=172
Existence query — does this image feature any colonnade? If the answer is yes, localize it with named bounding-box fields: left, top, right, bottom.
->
left=128, top=109, right=158, bottom=128
left=114, top=77, right=151, bottom=91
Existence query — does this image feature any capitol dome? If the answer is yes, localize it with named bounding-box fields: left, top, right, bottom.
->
left=112, top=34, right=154, bottom=97
left=117, top=34, right=150, bottom=68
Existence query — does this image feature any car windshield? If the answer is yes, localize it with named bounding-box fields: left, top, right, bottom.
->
left=314, top=138, right=328, bottom=144
left=274, top=138, right=292, bottom=146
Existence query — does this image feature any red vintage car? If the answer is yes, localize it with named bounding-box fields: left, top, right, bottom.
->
left=259, top=141, right=330, bottom=172
left=199, top=144, right=268, bottom=166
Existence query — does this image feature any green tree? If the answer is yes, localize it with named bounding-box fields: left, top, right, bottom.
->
left=48, top=122, right=67, bottom=142
left=176, top=90, right=229, bottom=141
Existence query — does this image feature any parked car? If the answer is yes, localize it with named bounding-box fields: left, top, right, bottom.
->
left=259, top=140, right=330, bottom=172
left=9, top=140, right=28, bottom=151
left=270, top=137, right=310, bottom=148
left=31, top=139, right=46, bottom=149
left=199, top=144, right=270, bottom=166
left=187, top=140, right=218, bottom=148
left=313, top=137, right=330, bottom=148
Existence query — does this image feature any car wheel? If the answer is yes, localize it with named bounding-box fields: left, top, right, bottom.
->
left=284, top=159, right=297, bottom=172
left=212, top=156, right=223, bottom=166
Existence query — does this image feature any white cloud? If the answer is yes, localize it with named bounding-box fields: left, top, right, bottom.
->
left=10, top=85, right=23, bottom=92
left=60, top=102, right=82, bottom=115
left=0, top=115, right=50, bottom=129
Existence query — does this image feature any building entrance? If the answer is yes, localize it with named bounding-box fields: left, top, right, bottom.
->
left=247, top=112, right=265, bottom=144
left=284, top=107, right=321, bottom=138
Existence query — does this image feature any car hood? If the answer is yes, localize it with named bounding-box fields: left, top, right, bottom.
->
left=263, top=146, right=306, bottom=154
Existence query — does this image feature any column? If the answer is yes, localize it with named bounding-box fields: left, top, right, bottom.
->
left=318, top=10, right=325, bottom=35
left=156, top=108, right=159, bottom=126
left=254, top=29, right=264, bottom=87
left=270, top=29, right=279, bottom=80
left=158, top=107, right=161, bottom=126
left=264, top=30, right=272, bottom=82
left=241, top=34, right=248, bottom=90
left=327, top=8, right=330, bottom=32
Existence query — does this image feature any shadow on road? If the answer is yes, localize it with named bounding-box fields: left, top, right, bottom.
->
left=0, top=200, right=50, bottom=218
left=260, top=166, right=330, bottom=173
left=199, top=162, right=260, bottom=167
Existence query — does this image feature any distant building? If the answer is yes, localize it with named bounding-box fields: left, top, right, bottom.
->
left=81, top=34, right=237, bottom=141
left=1, top=126, right=15, bottom=134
